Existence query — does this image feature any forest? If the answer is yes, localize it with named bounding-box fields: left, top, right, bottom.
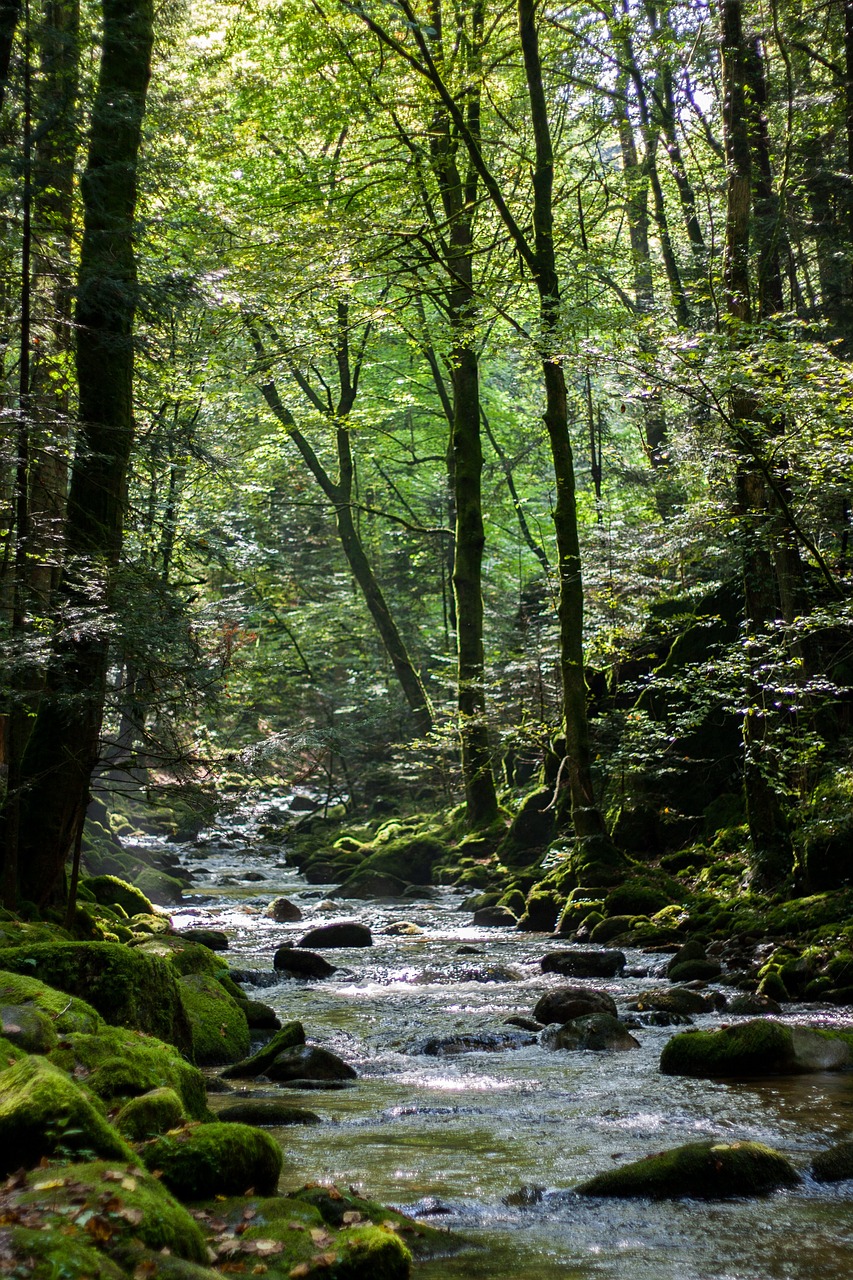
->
left=1, top=0, right=853, bottom=1276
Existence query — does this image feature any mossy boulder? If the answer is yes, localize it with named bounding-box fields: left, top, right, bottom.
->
left=215, top=1100, right=321, bottom=1126
left=115, top=1086, right=187, bottom=1140
left=292, top=1182, right=452, bottom=1259
left=812, top=1139, right=853, bottom=1182
left=221, top=1020, right=306, bottom=1079
left=632, top=987, right=711, bottom=1016
left=517, top=885, right=562, bottom=932
left=541, top=947, right=626, bottom=978
left=0, top=1226, right=126, bottom=1279
left=603, top=882, right=674, bottom=918
left=660, top=1019, right=853, bottom=1078
left=48, top=1027, right=209, bottom=1119
left=541, top=1013, right=640, bottom=1052
left=11, top=1159, right=210, bottom=1262
left=134, top=867, right=186, bottom=906
left=346, top=834, right=446, bottom=886
left=0, top=1002, right=59, bottom=1053
left=134, top=935, right=228, bottom=979
left=141, top=1121, right=283, bottom=1198
left=0, top=1055, right=134, bottom=1175
left=334, top=870, right=410, bottom=898
left=0, top=968, right=104, bottom=1034
left=0, top=942, right=193, bottom=1052
left=497, top=789, right=556, bottom=866
left=533, top=987, right=617, bottom=1024
left=576, top=1139, right=800, bottom=1199
left=82, top=874, right=153, bottom=917
left=263, top=1044, right=357, bottom=1084
left=178, top=973, right=250, bottom=1065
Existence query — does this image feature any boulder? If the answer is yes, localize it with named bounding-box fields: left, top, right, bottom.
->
left=178, top=973, right=250, bottom=1065
left=244, top=998, right=281, bottom=1029
left=472, top=906, right=518, bottom=926
left=668, top=958, right=722, bottom=983
left=576, top=1139, right=800, bottom=1199
left=297, top=921, right=373, bottom=949
left=0, top=942, right=192, bottom=1052
left=48, top=1026, right=209, bottom=1119
left=141, top=1121, right=283, bottom=1198
left=0, top=1056, right=133, bottom=1175
left=632, top=987, right=712, bottom=1017
left=413, top=1031, right=536, bottom=1055
left=134, top=867, right=185, bottom=905
left=216, top=1100, right=321, bottom=1126
left=589, top=915, right=636, bottom=944
left=265, top=896, right=303, bottom=922
left=262, top=1044, right=357, bottom=1083
left=517, top=887, right=562, bottom=932
left=727, top=993, right=783, bottom=1016
left=541, top=1013, right=639, bottom=1052
left=221, top=1021, right=306, bottom=1079
left=114, top=1086, right=186, bottom=1140
left=177, top=928, right=229, bottom=951
left=660, top=1019, right=853, bottom=1078
left=81, top=873, right=153, bottom=917
left=0, top=1003, right=58, bottom=1054
left=273, top=947, right=337, bottom=978
left=812, top=1140, right=853, bottom=1183
left=533, top=987, right=618, bottom=1025
left=540, top=948, right=626, bottom=979
left=333, top=871, right=410, bottom=898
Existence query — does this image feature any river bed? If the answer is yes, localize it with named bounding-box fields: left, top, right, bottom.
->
left=158, top=808, right=853, bottom=1278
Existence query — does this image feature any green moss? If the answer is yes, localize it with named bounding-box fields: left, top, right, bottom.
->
left=134, top=935, right=227, bottom=977
left=12, top=1159, right=209, bottom=1262
left=290, top=1183, right=461, bottom=1261
left=134, top=866, right=186, bottom=906
left=115, top=1086, right=186, bottom=1140
left=49, top=1027, right=209, bottom=1119
left=604, top=882, right=675, bottom=918
left=2, top=1226, right=127, bottom=1278
left=352, top=835, right=447, bottom=886
left=576, top=1139, right=800, bottom=1199
left=0, top=968, right=104, bottom=1034
left=141, top=1121, right=283, bottom=1199
left=82, top=874, right=154, bottom=917
left=0, top=943, right=193, bottom=1052
left=0, top=1055, right=134, bottom=1174
left=178, top=973, right=250, bottom=1065
left=660, top=1019, right=853, bottom=1078
left=812, top=1139, right=853, bottom=1183
left=221, top=1020, right=306, bottom=1079
left=0, top=1002, right=59, bottom=1053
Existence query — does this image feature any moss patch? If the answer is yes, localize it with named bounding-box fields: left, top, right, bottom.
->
left=221, top=1020, right=306, bottom=1079
left=576, top=1139, right=800, bottom=1199
left=48, top=1027, right=209, bottom=1119
left=114, top=1086, right=187, bottom=1140
left=178, top=972, right=250, bottom=1065
left=0, top=968, right=104, bottom=1035
left=141, top=1121, right=283, bottom=1199
left=82, top=874, right=154, bottom=917
left=660, top=1019, right=853, bottom=1078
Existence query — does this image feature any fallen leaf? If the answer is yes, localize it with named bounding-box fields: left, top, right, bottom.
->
left=341, top=1211, right=362, bottom=1225
left=84, top=1215, right=113, bottom=1244
left=121, top=1177, right=138, bottom=1192
left=309, top=1228, right=331, bottom=1246
left=30, top=1179, right=66, bottom=1192
left=288, top=1266, right=310, bottom=1279
left=118, top=1208, right=144, bottom=1227
left=311, top=1252, right=337, bottom=1268
left=132, top=1262, right=157, bottom=1279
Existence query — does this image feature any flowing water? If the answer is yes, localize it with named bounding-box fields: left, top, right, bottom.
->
left=157, top=801, right=853, bottom=1278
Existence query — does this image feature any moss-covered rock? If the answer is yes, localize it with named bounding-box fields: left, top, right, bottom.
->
left=1, top=1226, right=127, bottom=1279
left=221, top=1020, right=306, bottom=1079
left=11, top=1159, right=210, bottom=1262
left=263, top=1043, right=357, bottom=1083
left=0, top=968, right=104, bottom=1034
left=215, top=1099, right=321, bottom=1126
left=291, top=1182, right=453, bottom=1259
left=660, top=1019, right=853, bottom=1078
left=533, top=987, right=617, bottom=1024
left=576, top=1139, right=800, bottom=1199
left=541, top=1013, right=640, bottom=1052
left=134, top=935, right=228, bottom=978
left=632, top=987, right=711, bottom=1016
left=0, top=1002, right=59, bottom=1053
left=134, top=866, right=186, bottom=906
left=603, top=882, right=675, bottom=918
left=82, top=873, right=154, bottom=917
left=115, top=1086, right=187, bottom=1140
left=517, top=885, right=562, bottom=932
left=141, top=1121, right=283, bottom=1199
left=0, top=942, right=192, bottom=1052
left=0, top=1055, right=134, bottom=1174
left=48, top=1027, right=209, bottom=1119
left=178, top=973, right=250, bottom=1065
left=812, top=1139, right=853, bottom=1182
left=346, top=834, right=446, bottom=886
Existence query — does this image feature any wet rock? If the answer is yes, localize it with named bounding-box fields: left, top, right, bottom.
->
left=812, top=1140, right=853, bottom=1182
left=382, top=921, right=424, bottom=936
left=576, top=1139, right=800, bottom=1199
left=227, top=967, right=281, bottom=988
left=114, top=1086, right=186, bottom=1140
left=589, top=915, right=636, bottom=944
left=243, top=999, right=281, bottom=1029
left=243, top=871, right=267, bottom=881
left=540, top=948, right=626, bottom=979
left=413, top=1030, right=536, bottom=1055
left=630, top=987, right=712, bottom=1017
left=456, top=945, right=484, bottom=955
left=504, top=1015, right=544, bottom=1032
left=179, top=928, right=229, bottom=950
left=533, top=986, right=617, bottom=1025
left=141, top=1121, right=283, bottom=1198
left=540, top=1013, right=640, bottom=1052
left=263, top=1044, right=358, bottom=1083
left=265, top=897, right=303, bottom=922
left=726, top=992, right=782, bottom=1016
left=297, top=921, right=373, bottom=949
left=221, top=1021, right=306, bottom=1079
left=668, top=958, right=723, bottom=982
left=332, top=871, right=410, bottom=899
left=216, top=1100, right=321, bottom=1126
left=456, top=964, right=521, bottom=983
left=503, top=1185, right=545, bottom=1206
left=178, top=973, right=250, bottom=1065
left=660, top=1018, right=853, bottom=1077
left=472, top=905, right=518, bottom=926
left=623, top=1010, right=693, bottom=1028
left=273, top=947, right=337, bottom=979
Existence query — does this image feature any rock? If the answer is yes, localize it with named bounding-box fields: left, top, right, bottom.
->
left=262, top=1044, right=357, bottom=1083
left=668, top=958, right=723, bottom=982
left=533, top=986, right=617, bottom=1025
left=332, top=871, right=409, bottom=898
left=589, top=915, right=636, bottom=944
left=227, top=968, right=281, bottom=988
left=82, top=873, right=153, bottom=917
left=504, top=1015, right=543, bottom=1032
left=290, top=1181, right=450, bottom=1259
left=456, top=945, right=484, bottom=955
left=660, top=1019, right=853, bottom=1077
left=0, top=1003, right=58, bottom=1054
left=216, top=1100, right=321, bottom=1126
left=812, top=1140, right=853, bottom=1182
left=0, top=942, right=193, bottom=1052
left=540, top=948, right=626, bottom=979
left=243, top=871, right=267, bottom=881
left=604, top=883, right=673, bottom=917
left=1, top=1227, right=126, bottom=1279
left=273, top=947, right=337, bottom=978
left=576, top=1139, right=800, bottom=1199
left=540, top=1013, right=640, bottom=1052
left=413, top=1031, right=536, bottom=1055
left=0, top=1056, right=134, bottom=1175
left=134, top=936, right=228, bottom=979
left=115, top=1086, right=186, bottom=1140
left=727, top=993, right=783, bottom=1016
left=632, top=987, right=712, bottom=1016
left=243, top=999, right=281, bottom=1029
left=10, top=1159, right=210, bottom=1263
left=503, top=1185, right=546, bottom=1206
left=178, top=973, right=250, bottom=1065
left=265, top=897, right=303, bottom=922
left=472, top=906, right=518, bottom=926
left=0, top=970, right=103, bottom=1035
left=517, top=887, right=562, bottom=932
left=141, top=1121, right=283, bottom=1198
left=382, top=921, right=424, bottom=936
left=344, top=834, right=446, bottom=886
left=221, top=1021, right=307, bottom=1079
left=134, top=867, right=186, bottom=906
left=177, top=928, right=229, bottom=951
left=48, top=1025, right=209, bottom=1119
left=297, top=921, right=373, bottom=948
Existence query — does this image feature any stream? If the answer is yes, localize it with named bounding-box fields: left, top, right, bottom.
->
left=153, top=800, right=853, bottom=1278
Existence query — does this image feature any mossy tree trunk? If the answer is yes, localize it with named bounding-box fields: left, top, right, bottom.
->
left=2, top=0, right=154, bottom=906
